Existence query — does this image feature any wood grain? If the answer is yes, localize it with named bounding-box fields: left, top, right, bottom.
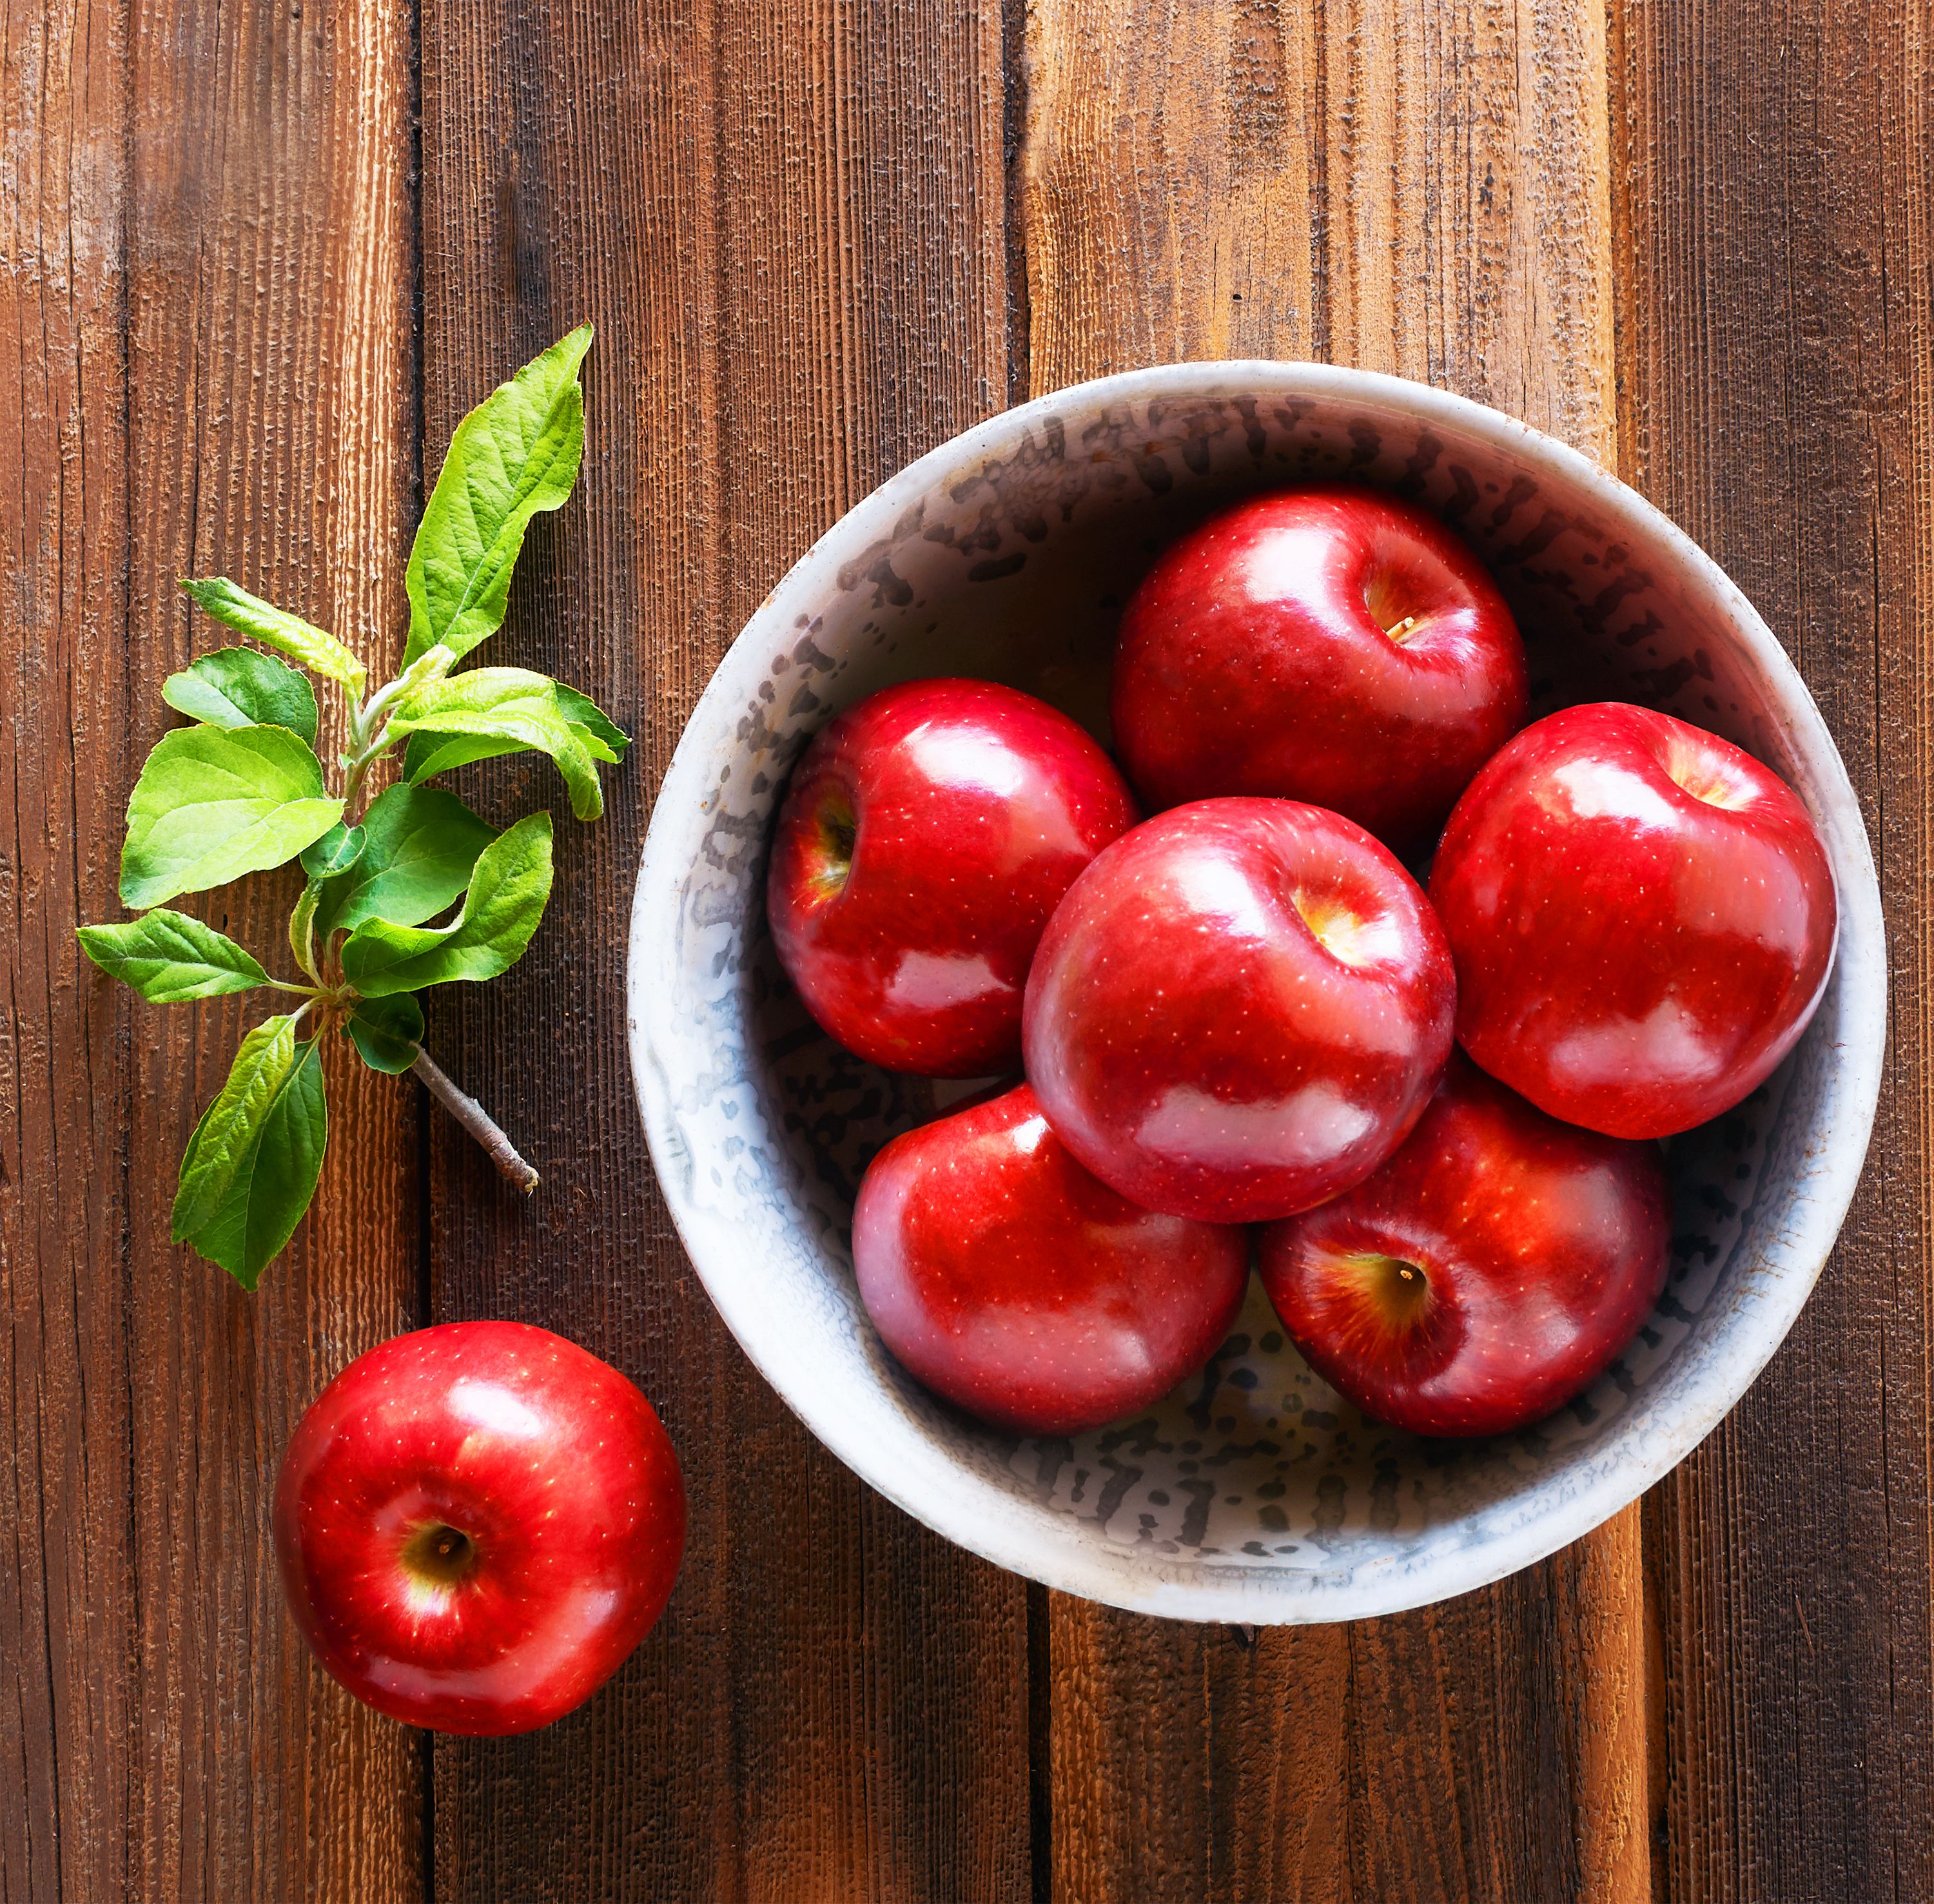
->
left=415, top=0, right=1031, bottom=1898
left=1021, top=0, right=1615, bottom=458
left=1018, top=0, right=1646, bottom=1896
left=2, top=10, right=137, bottom=1896
left=1612, top=0, right=1934, bottom=1891
left=1, top=0, right=423, bottom=1897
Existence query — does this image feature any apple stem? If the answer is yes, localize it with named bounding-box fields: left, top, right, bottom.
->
left=411, top=1047, right=540, bottom=1194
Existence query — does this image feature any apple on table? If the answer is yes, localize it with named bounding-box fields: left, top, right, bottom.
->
left=275, top=1321, right=686, bottom=1736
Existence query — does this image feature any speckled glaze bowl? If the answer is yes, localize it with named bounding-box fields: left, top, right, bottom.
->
left=628, top=364, right=1884, bottom=1623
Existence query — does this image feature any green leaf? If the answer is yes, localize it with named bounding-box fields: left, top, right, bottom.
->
left=181, top=578, right=366, bottom=695
left=340, top=812, right=554, bottom=996
left=402, top=726, right=528, bottom=784
left=177, top=1035, right=327, bottom=1290
left=553, top=683, right=629, bottom=760
left=75, top=909, right=271, bottom=1002
left=119, top=725, right=344, bottom=908
left=395, top=642, right=458, bottom=695
left=571, top=725, right=619, bottom=766
left=402, top=712, right=617, bottom=787
left=300, top=821, right=365, bottom=880
left=163, top=648, right=318, bottom=744
left=346, top=993, right=424, bottom=1074
left=387, top=668, right=606, bottom=820
left=289, top=880, right=321, bottom=982
left=313, top=783, right=498, bottom=938
left=171, top=1014, right=302, bottom=1238
left=404, top=325, right=592, bottom=666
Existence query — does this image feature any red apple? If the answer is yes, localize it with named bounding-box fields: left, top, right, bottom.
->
left=1022, top=797, right=1456, bottom=1223
left=1429, top=701, right=1837, bottom=1140
left=854, top=1083, right=1249, bottom=1434
left=1111, top=485, right=1527, bottom=844
left=1258, top=1054, right=1671, bottom=1437
left=275, top=1321, right=686, bottom=1736
left=767, top=677, right=1140, bottom=1076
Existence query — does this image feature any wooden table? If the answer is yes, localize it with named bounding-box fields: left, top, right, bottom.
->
left=5, top=0, right=1926, bottom=1895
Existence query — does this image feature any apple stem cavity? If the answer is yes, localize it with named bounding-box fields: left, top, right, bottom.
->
left=402, top=1519, right=480, bottom=1594
left=1291, top=889, right=1395, bottom=970
left=1358, top=1251, right=1432, bottom=1328
left=412, top=1046, right=541, bottom=1193
left=1665, top=743, right=1757, bottom=811
left=1360, top=568, right=1427, bottom=645
left=814, top=799, right=859, bottom=895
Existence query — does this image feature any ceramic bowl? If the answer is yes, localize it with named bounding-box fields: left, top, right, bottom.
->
left=628, top=363, right=1884, bottom=1623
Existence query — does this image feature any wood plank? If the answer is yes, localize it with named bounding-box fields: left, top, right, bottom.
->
left=1019, top=1, right=1647, bottom=1897
left=1, top=9, right=138, bottom=1897
left=1611, top=0, right=1934, bottom=1890
left=1, top=0, right=424, bottom=1896
left=415, top=0, right=1032, bottom=1898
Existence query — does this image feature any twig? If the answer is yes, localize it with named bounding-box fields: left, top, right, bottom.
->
left=411, top=1046, right=540, bottom=1192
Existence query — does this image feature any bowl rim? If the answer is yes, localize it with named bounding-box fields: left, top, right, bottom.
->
left=628, top=359, right=1886, bottom=1622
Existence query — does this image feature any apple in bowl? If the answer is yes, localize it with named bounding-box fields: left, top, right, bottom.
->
left=1431, top=701, right=1838, bottom=1138
left=1258, top=1054, right=1671, bottom=1438
left=854, top=1083, right=1249, bottom=1435
left=1111, top=485, right=1528, bottom=845
left=767, top=677, right=1139, bottom=1077
left=1022, top=797, right=1456, bottom=1222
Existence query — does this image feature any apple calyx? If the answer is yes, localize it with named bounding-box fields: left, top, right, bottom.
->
left=400, top=1519, right=480, bottom=1600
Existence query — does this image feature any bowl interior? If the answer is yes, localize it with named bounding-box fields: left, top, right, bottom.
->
left=632, top=366, right=1882, bottom=1621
